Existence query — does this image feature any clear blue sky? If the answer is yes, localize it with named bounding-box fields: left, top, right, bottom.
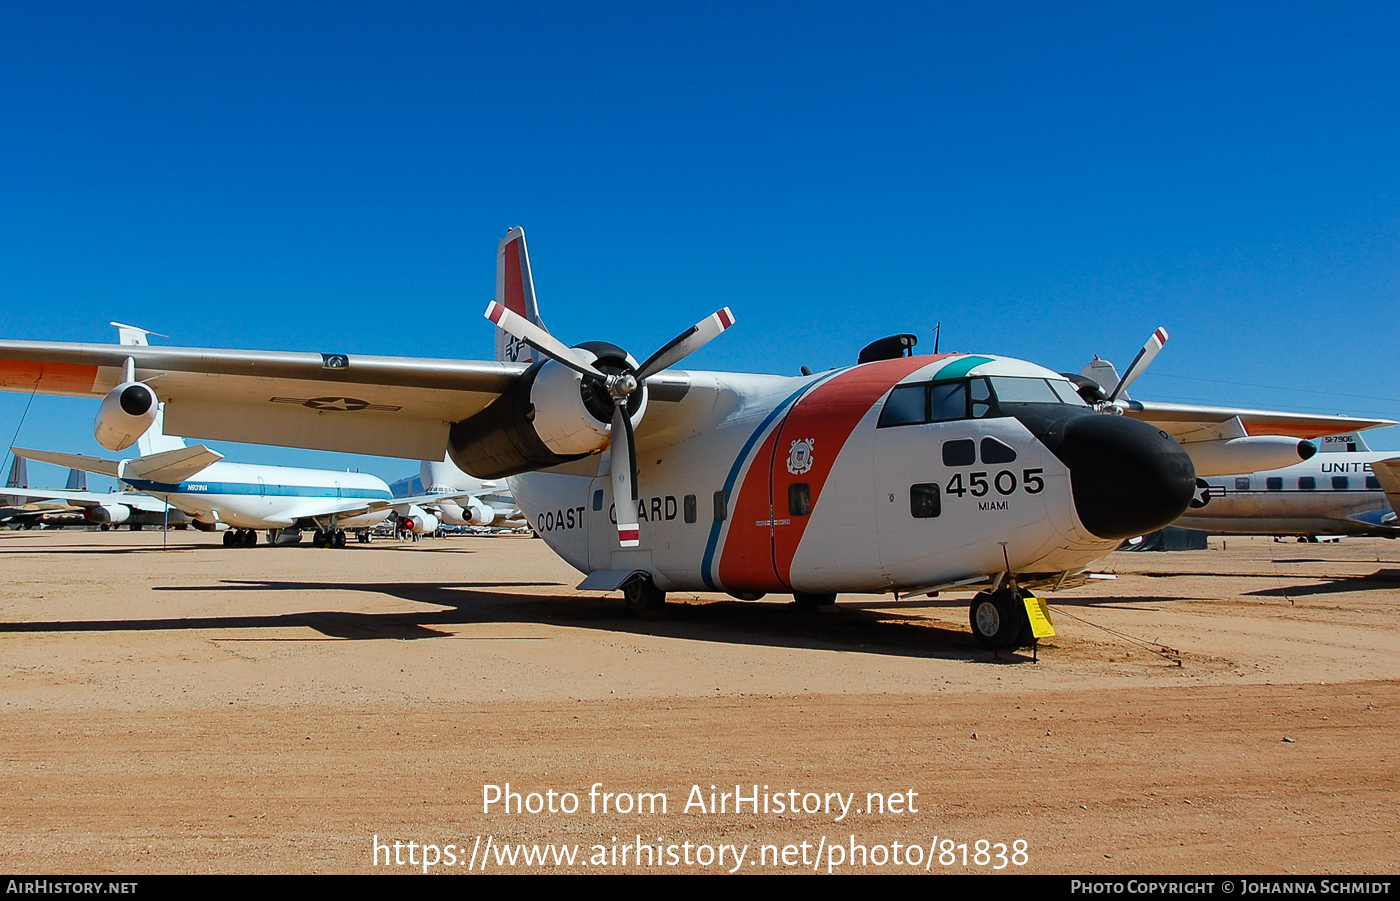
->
left=2, top=1, right=1397, bottom=490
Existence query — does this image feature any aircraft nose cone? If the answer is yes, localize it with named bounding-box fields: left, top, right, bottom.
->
left=1052, top=415, right=1197, bottom=540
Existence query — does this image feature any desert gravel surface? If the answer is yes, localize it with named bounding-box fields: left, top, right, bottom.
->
left=0, top=529, right=1396, bottom=874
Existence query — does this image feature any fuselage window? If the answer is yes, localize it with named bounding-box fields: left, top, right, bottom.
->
left=878, top=384, right=927, bottom=428
left=1234, top=477, right=1250, bottom=491
left=788, top=482, right=811, bottom=517
left=1366, top=476, right=1381, bottom=490
left=1266, top=477, right=1283, bottom=490
left=942, top=439, right=976, bottom=467
left=592, top=489, right=604, bottom=511
left=1332, top=476, right=1349, bottom=490
left=713, top=490, right=728, bottom=522
left=909, top=483, right=941, bottom=518
left=1298, top=477, right=1316, bottom=490
left=684, top=494, right=697, bottom=523
left=980, top=437, right=1017, bottom=465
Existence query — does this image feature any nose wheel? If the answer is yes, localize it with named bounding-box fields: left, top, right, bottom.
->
left=969, top=587, right=1033, bottom=649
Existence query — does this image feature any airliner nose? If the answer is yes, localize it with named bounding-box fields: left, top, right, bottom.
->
left=1050, top=414, right=1197, bottom=540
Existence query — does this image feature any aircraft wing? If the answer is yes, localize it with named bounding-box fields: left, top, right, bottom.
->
left=1, top=487, right=173, bottom=512
left=272, top=490, right=481, bottom=527
left=0, top=341, right=528, bottom=460
left=1369, top=458, right=1400, bottom=522
left=1121, top=401, right=1396, bottom=441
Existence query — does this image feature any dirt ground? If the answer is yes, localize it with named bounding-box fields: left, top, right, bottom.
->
left=0, top=528, right=1396, bottom=874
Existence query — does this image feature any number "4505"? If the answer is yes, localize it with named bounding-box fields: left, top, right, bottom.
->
left=946, top=468, right=1044, bottom=498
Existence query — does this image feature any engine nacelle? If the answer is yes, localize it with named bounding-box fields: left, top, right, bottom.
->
left=94, top=381, right=158, bottom=451
left=528, top=354, right=649, bottom=457
left=465, top=497, right=497, bottom=526
left=447, top=342, right=647, bottom=479
left=85, top=503, right=131, bottom=525
left=1184, top=436, right=1317, bottom=477
left=401, top=506, right=439, bottom=535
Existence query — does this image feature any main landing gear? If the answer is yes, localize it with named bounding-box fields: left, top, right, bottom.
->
left=623, top=575, right=666, bottom=616
left=222, top=529, right=258, bottom=548
left=312, top=528, right=348, bottom=548
left=792, top=592, right=837, bottom=611
left=969, top=586, right=1034, bottom=650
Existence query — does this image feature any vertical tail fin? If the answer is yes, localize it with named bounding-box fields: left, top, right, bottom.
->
left=136, top=405, right=188, bottom=457
left=494, top=227, right=545, bottom=363
left=6, top=456, right=27, bottom=490
left=1318, top=431, right=1372, bottom=453
left=65, top=468, right=87, bottom=491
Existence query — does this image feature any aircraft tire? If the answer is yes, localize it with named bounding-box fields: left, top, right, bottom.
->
left=793, top=592, right=837, bottom=611
left=969, top=589, right=1026, bottom=649
left=332, top=529, right=346, bottom=549
left=222, top=531, right=234, bottom=547
left=243, top=529, right=257, bottom=547
left=623, top=576, right=666, bottom=616
left=312, top=530, right=326, bottom=548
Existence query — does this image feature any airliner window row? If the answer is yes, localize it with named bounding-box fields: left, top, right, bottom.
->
left=1258, top=476, right=1381, bottom=491
left=878, top=376, right=1086, bottom=429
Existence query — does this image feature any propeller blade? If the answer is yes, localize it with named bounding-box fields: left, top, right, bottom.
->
left=485, top=301, right=607, bottom=383
left=635, top=307, right=736, bottom=381
left=1108, top=327, right=1168, bottom=403
left=610, top=404, right=640, bottom=547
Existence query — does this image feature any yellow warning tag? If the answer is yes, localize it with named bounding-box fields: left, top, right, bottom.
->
left=1023, top=595, right=1055, bottom=638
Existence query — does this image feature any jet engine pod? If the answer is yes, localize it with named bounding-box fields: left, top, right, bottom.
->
left=1184, top=436, right=1317, bottom=477
left=401, top=506, right=440, bottom=534
left=94, top=381, right=158, bottom=451
left=527, top=342, right=648, bottom=457
left=465, top=497, right=497, bottom=526
left=85, top=503, right=131, bottom=525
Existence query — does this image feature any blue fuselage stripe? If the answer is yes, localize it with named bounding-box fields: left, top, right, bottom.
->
left=122, top=479, right=391, bottom=501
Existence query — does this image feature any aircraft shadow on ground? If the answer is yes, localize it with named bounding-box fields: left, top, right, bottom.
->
left=0, top=579, right=1036, bottom=663
left=1244, top=568, right=1400, bottom=599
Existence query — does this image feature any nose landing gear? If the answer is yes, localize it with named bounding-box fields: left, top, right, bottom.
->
left=969, top=586, right=1035, bottom=649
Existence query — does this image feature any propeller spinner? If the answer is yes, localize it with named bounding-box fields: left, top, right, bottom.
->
left=485, top=301, right=735, bottom=547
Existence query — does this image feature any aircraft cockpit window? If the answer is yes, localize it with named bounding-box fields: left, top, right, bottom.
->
left=929, top=381, right=967, bottom=422
left=878, top=384, right=927, bottom=428
left=980, top=437, right=1017, bottom=464
left=987, top=376, right=1061, bottom=405
left=1049, top=379, right=1090, bottom=406
left=970, top=378, right=992, bottom=418
left=942, top=439, right=976, bottom=467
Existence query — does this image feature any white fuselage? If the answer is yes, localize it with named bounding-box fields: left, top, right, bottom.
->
left=512, top=356, right=1138, bottom=595
left=121, top=461, right=393, bottom=531
left=1175, top=453, right=1397, bottom=536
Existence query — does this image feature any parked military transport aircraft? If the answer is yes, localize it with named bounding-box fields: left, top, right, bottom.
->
left=1172, top=431, right=1400, bottom=539
left=0, top=229, right=1390, bottom=646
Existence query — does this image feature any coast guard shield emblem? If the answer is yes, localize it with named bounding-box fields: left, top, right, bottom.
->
left=787, top=438, right=815, bottom=475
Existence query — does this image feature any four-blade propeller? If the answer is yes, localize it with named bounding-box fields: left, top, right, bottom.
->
left=485, top=301, right=735, bottom=547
